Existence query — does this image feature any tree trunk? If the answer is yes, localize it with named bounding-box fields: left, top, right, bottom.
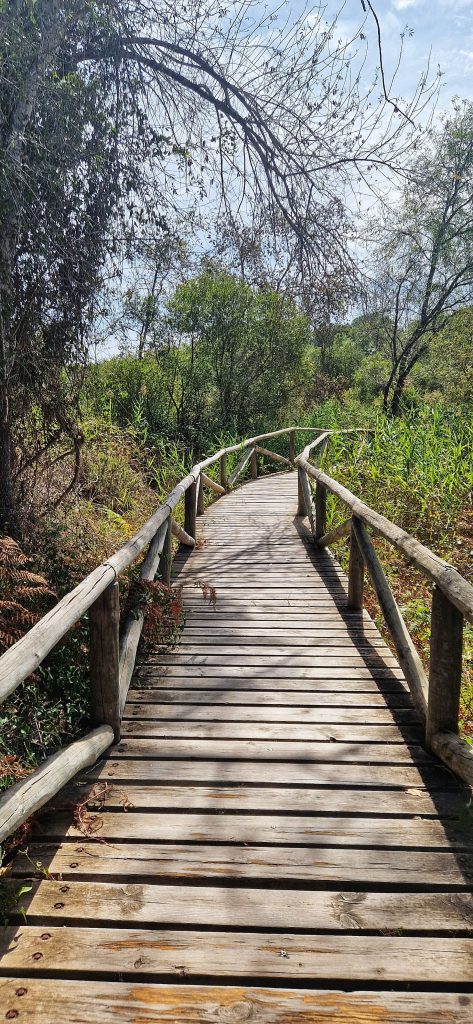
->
left=0, top=392, right=15, bottom=535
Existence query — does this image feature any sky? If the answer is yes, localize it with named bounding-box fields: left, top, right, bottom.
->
left=309, top=0, right=473, bottom=113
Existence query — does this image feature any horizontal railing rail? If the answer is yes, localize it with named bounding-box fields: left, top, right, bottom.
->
left=295, top=439, right=473, bottom=788
left=0, top=425, right=327, bottom=845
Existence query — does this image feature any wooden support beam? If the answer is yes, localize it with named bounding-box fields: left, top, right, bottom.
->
left=317, top=519, right=352, bottom=549
left=89, top=581, right=121, bottom=740
left=315, top=483, right=327, bottom=542
left=118, top=520, right=169, bottom=714
left=220, top=452, right=228, bottom=490
left=159, top=519, right=172, bottom=586
left=430, top=730, right=473, bottom=787
left=351, top=517, right=428, bottom=723
left=171, top=518, right=195, bottom=547
left=254, top=445, right=291, bottom=466
left=348, top=521, right=364, bottom=612
left=0, top=726, right=113, bottom=844
left=201, top=472, right=225, bottom=495
left=426, top=586, right=463, bottom=748
left=197, top=475, right=205, bottom=515
left=184, top=479, right=197, bottom=540
left=228, top=447, right=254, bottom=487
left=297, top=467, right=306, bottom=516
left=289, top=429, right=295, bottom=466
left=250, top=449, right=258, bottom=479
left=297, top=467, right=314, bottom=533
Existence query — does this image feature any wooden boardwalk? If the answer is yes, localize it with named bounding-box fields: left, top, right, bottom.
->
left=2, top=472, right=473, bottom=1020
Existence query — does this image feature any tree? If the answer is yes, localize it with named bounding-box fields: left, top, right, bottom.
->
left=0, top=0, right=437, bottom=530
left=365, top=101, right=473, bottom=414
left=164, top=271, right=311, bottom=441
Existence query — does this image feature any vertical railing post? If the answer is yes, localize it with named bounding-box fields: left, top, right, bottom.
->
left=197, top=474, right=205, bottom=515
left=184, top=479, right=197, bottom=539
left=297, top=467, right=315, bottom=533
left=297, top=467, right=306, bottom=516
left=89, top=580, right=121, bottom=740
left=315, top=483, right=327, bottom=542
left=220, top=453, right=228, bottom=491
left=250, top=449, right=258, bottom=479
left=159, top=517, right=172, bottom=586
left=289, top=430, right=295, bottom=466
left=426, top=586, right=463, bottom=749
left=347, top=516, right=364, bottom=610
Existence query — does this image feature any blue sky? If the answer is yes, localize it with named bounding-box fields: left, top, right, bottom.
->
left=312, top=0, right=473, bottom=112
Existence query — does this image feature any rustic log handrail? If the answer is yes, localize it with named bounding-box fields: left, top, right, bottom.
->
left=2, top=421, right=471, bottom=848
left=295, top=440, right=473, bottom=788
left=0, top=425, right=327, bottom=844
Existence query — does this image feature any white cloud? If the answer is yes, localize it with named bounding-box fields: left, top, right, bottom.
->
left=393, top=0, right=418, bottom=9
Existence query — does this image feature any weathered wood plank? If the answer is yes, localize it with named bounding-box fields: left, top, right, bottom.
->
left=123, top=703, right=418, bottom=724
left=12, top=880, right=473, bottom=930
left=120, top=721, right=418, bottom=743
left=15, top=841, right=472, bottom=885
left=93, top=757, right=451, bottom=788
left=126, top=689, right=414, bottom=706
left=3, top=930, right=473, bottom=984
left=36, top=811, right=460, bottom=847
left=112, top=738, right=428, bottom=763
left=60, top=781, right=464, bottom=816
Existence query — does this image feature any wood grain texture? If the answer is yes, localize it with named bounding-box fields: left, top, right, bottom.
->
left=14, top=841, right=473, bottom=885
left=2, top=928, right=473, bottom=983
left=5, top=469, right=473, bottom=1007
left=0, top=981, right=471, bottom=1023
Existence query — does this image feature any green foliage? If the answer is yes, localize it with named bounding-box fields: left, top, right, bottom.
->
left=165, top=271, right=311, bottom=441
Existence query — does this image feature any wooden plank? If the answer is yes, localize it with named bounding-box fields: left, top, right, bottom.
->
left=93, top=757, right=450, bottom=788
left=62, top=781, right=464, bottom=816
left=111, top=738, right=430, bottom=762
left=15, top=841, right=472, bottom=885
left=134, top=670, right=407, bottom=685
left=127, top=688, right=414, bottom=706
left=12, top=880, right=473, bottom=930
left=1, top=982, right=472, bottom=1023
left=120, top=721, right=418, bottom=743
left=3, top=929, right=473, bottom=984
left=153, top=652, right=400, bottom=666
left=123, top=704, right=418, bottom=724
left=36, top=811, right=458, bottom=846
left=177, top=635, right=389, bottom=648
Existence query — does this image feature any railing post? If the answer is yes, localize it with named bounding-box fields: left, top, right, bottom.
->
left=297, top=467, right=306, bottom=516
left=250, top=449, right=258, bottom=479
left=426, top=586, right=464, bottom=749
left=297, top=466, right=315, bottom=532
left=315, top=483, right=327, bottom=542
left=289, top=430, right=295, bottom=466
left=220, top=452, right=228, bottom=491
left=197, top=474, right=205, bottom=515
left=347, top=517, right=364, bottom=610
left=159, top=517, right=172, bottom=585
left=89, top=580, right=121, bottom=741
left=184, top=479, right=197, bottom=539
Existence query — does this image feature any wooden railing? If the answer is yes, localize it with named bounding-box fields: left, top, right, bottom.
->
left=2, top=423, right=472, bottom=847
left=0, top=426, right=321, bottom=845
left=296, top=436, right=473, bottom=788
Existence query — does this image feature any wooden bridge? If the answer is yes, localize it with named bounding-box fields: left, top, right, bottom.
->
left=1, top=428, right=473, bottom=1021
